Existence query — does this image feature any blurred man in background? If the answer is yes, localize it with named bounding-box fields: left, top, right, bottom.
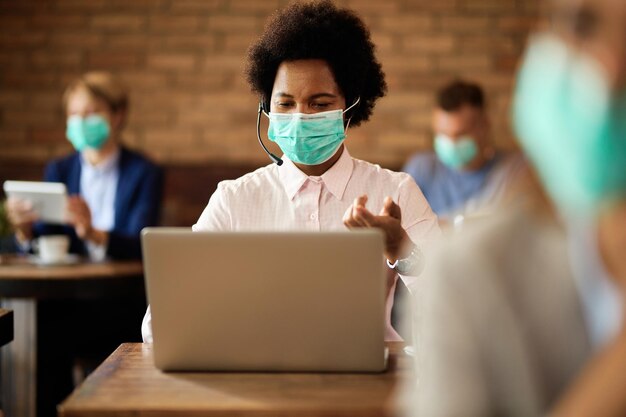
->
left=402, top=80, right=527, bottom=226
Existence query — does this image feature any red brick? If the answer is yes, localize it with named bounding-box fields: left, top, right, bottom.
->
left=0, top=53, right=27, bottom=69
left=172, top=73, right=231, bottom=92
left=91, top=15, right=146, bottom=32
left=459, top=35, right=517, bottom=53
left=31, top=128, right=66, bottom=143
left=377, top=92, right=432, bottom=112
left=149, top=16, right=202, bottom=32
left=50, top=33, right=104, bottom=48
left=0, top=144, right=56, bottom=161
left=3, top=110, right=57, bottom=126
left=223, top=34, right=257, bottom=53
left=31, top=14, right=86, bottom=29
left=159, top=35, right=217, bottom=52
left=0, top=92, right=28, bottom=107
left=88, top=51, right=141, bottom=69
left=147, top=54, right=197, bottom=71
left=105, top=34, right=150, bottom=50
left=227, top=0, right=280, bottom=14
left=127, top=111, right=174, bottom=126
left=497, top=16, right=537, bottom=32
left=404, top=35, right=456, bottom=54
left=167, top=0, right=223, bottom=13
left=0, top=129, right=27, bottom=143
left=207, top=15, right=260, bottom=32
left=102, top=0, right=167, bottom=11
left=144, top=128, right=197, bottom=148
left=378, top=15, right=432, bottom=33
left=120, top=72, right=169, bottom=91
left=495, top=54, right=521, bottom=72
left=52, top=0, right=108, bottom=11
left=0, top=16, right=29, bottom=30
left=378, top=130, right=430, bottom=149
left=403, top=0, right=459, bottom=13
left=201, top=54, right=245, bottom=72
left=460, top=0, right=516, bottom=13
left=30, top=93, right=64, bottom=111
left=0, top=33, right=46, bottom=48
left=380, top=55, right=433, bottom=73
left=3, top=73, right=58, bottom=88
left=30, top=51, right=83, bottom=68
left=437, top=55, right=492, bottom=72
left=440, top=16, right=492, bottom=32
left=344, top=0, right=399, bottom=14
left=370, top=33, right=396, bottom=54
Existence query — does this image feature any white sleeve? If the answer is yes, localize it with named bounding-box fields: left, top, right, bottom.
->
left=141, top=305, right=153, bottom=343
left=192, top=183, right=233, bottom=232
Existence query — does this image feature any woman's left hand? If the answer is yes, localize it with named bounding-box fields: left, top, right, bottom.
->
left=343, top=195, right=411, bottom=262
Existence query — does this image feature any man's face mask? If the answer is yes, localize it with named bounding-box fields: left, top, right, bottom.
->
left=433, top=133, right=478, bottom=170
left=513, top=33, right=626, bottom=216
left=266, top=99, right=360, bottom=166
left=66, top=114, right=110, bottom=152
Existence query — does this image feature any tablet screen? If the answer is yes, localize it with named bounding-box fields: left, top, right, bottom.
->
left=3, top=180, right=68, bottom=224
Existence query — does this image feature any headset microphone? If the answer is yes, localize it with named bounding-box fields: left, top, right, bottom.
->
left=256, top=103, right=283, bottom=166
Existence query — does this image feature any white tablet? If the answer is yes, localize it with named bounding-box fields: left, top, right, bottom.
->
left=3, top=180, right=68, bottom=224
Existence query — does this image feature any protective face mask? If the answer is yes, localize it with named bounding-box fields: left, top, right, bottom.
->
left=66, top=114, right=111, bottom=152
left=513, top=33, right=626, bottom=216
left=434, top=133, right=478, bottom=170
left=267, top=99, right=359, bottom=166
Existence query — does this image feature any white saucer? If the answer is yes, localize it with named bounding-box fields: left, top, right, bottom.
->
left=28, top=254, right=82, bottom=266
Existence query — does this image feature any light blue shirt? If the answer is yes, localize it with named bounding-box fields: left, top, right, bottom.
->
left=403, top=152, right=526, bottom=220
left=80, top=149, right=120, bottom=259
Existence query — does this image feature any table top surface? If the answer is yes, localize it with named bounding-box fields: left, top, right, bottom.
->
left=0, top=254, right=143, bottom=280
left=59, top=342, right=413, bottom=417
left=0, top=255, right=145, bottom=299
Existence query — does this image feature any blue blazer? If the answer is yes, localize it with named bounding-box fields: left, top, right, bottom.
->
left=33, top=147, right=163, bottom=260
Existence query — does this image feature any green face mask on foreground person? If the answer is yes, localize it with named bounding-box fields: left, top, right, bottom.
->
left=514, top=33, right=626, bottom=217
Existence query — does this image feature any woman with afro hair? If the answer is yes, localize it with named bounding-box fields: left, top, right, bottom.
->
left=142, top=0, right=439, bottom=342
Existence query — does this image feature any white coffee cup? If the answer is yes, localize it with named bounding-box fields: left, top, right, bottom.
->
left=35, top=235, right=70, bottom=263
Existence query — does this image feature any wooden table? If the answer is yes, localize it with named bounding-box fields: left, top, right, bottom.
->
left=0, top=255, right=145, bottom=417
left=59, top=342, right=414, bottom=417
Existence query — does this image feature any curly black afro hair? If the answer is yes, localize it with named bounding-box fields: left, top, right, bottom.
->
left=245, top=0, right=387, bottom=127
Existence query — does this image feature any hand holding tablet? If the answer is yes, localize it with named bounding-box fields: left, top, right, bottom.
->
left=3, top=180, right=68, bottom=224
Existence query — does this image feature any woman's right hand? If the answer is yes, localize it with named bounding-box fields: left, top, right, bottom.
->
left=5, top=197, right=38, bottom=242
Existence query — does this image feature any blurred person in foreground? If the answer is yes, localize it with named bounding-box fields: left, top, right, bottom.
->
left=142, top=0, right=440, bottom=343
left=402, top=80, right=527, bottom=226
left=5, top=71, right=163, bottom=261
left=408, top=0, right=626, bottom=415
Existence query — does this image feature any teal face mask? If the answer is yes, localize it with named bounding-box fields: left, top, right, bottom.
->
left=66, top=114, right=111, bottom=152
left=513, top=33, right=626, bottom=216
left=266, top=99, right=359, bottom=166
left=434, top=133, right=478, bottom=170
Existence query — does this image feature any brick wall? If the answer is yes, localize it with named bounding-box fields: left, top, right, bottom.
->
left=0, top=0, right=539, bottom=169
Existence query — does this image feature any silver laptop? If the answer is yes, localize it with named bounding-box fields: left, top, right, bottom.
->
left=141, top=228, right=387, bottom=373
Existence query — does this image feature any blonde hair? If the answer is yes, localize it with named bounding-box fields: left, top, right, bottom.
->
left=63, top=71, right=129, bottom=115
